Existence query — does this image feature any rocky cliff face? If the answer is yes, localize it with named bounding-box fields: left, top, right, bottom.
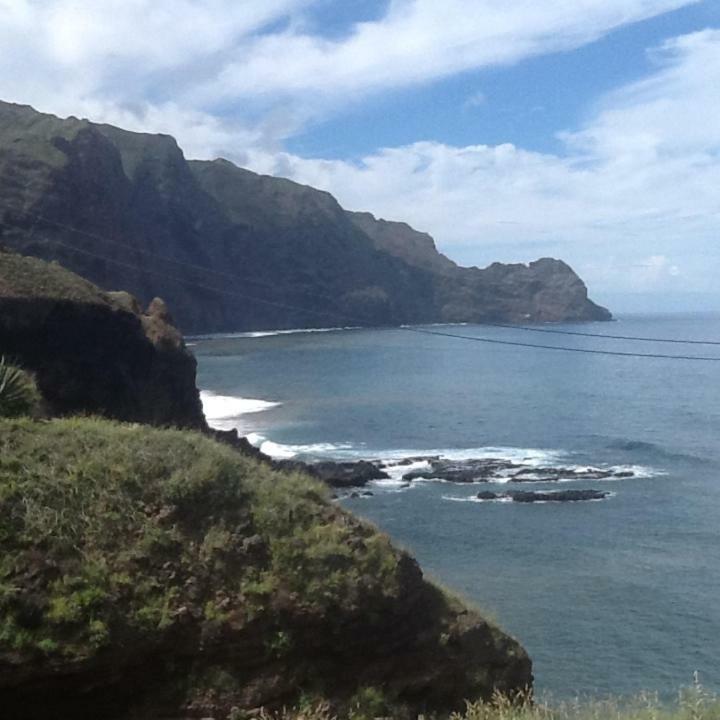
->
left=0, top=100, right=610, bottom=332
left=0, top=248, right=205, bottom=428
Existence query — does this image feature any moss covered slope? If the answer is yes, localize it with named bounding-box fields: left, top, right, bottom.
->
left=0, top=417, right=531, bottom=720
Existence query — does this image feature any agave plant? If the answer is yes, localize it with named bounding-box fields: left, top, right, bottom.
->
left=0, top=356, right=41, bottom=418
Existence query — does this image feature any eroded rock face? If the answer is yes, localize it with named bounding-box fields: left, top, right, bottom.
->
left=0, top=100, right=610, bottom=332
left=0, top=250, right=205, bottom=428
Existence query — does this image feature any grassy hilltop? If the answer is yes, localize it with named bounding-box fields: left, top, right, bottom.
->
left=0, top=416, right=530, bottom=720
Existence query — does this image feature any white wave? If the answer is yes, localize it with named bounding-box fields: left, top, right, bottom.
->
left=200, top=391, right=281, bottom=433
left=443, top=495, right=513, bottom=504
left=372, top=478, right=412, bottom=488
left=246, top=432, right=266, bottom=447
left=251, top=438, right=357, bottom=460
left=289, top=444, right=567, bottom=467
left=201, top=391, right=280, bottom=420
left=229, top=431, right=660, bottom=486
left=190, top=326, right=361, bottom=341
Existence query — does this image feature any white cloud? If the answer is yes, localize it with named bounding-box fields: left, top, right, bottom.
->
left=0, top=0, right=698, bottom=147
left=241, top=29, right=720, bottom=298
left=206, top=0, right=696, bottom=104
left=0, top=1, right=716, bottom=303
left=465, top=91, right=487, bottom=108
left=0, top=0, right=314, bottom=148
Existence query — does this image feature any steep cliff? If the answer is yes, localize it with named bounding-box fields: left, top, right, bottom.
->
left=0, top=100, right=610, bottom=332
left=0, top=417, right=532, bottom=720
left=0, top=248, right=205, bottom=428
left=348, top=210, right=459, bottom=275
left=349, top=211, right=611, bottom=323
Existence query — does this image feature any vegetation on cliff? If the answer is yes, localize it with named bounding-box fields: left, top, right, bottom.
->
left=0, top=417, right=531, bottom=720
left=260, top=680, right=720, bottom=720
left=0, top=357, right=40, bottom=418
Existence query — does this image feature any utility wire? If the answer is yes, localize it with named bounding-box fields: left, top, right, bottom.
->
left=481, top=321, right=720, bottom=347
left=39, top=237, right=346, bottom=323
left=26, top=234, right=720, bottom=363
left=400, top=326, right=720, bottom=362
left=3, top=205, right=318, bottom=296
left=5, top=203, right=720, bottom=349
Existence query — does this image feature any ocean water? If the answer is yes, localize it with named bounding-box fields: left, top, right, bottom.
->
left=192, top=316, right=720, bottom=698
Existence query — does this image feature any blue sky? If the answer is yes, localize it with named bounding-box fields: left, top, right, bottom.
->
left=288, top=1, right=719, bottom=160
left=0, top=0, right=718, bottom=311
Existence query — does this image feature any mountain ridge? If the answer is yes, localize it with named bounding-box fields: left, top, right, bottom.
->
left=0, top=100, right=611, bottom=331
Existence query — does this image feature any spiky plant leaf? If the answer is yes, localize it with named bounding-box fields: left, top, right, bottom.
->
left=0, top=357, right=41, bottom=418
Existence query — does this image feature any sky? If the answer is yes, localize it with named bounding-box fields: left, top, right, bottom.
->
left=0, top=0, right=719, bottom=311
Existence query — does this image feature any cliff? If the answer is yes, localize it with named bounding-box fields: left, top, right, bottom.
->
left=0, top=248, right=205, bottom=428
left=0, top=100, right=610, bottom=332
left=0, top=417, right=532, bottom=720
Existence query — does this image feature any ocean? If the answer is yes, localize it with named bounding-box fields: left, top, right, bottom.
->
left=191, top=316, right=720, bottom=699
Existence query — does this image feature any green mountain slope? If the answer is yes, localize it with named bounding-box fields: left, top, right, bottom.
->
left=0, top=101, right=610, bottom=332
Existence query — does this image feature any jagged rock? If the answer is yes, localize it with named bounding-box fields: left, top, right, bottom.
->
left=310, top=460, right=390, bottom=488
left=476, top=489, right=610, bottom=503
left=404, top=458, right=521, bottom=483
left=510, top=489, right=609, bottom=502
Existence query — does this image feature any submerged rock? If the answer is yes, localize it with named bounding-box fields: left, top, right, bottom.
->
left=401, top=457, right=634, bottom=485
left=310, top=460, right=390, bottom=488
left=403, top=458, right=521, bottom=483
left=476, top=489, right=610, bottom=503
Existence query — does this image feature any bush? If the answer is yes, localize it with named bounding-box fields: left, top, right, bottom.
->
left=0, top=357, right=40, bottom=418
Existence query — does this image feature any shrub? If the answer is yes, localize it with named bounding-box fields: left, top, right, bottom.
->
left=0, top=357, right=41, bottom=418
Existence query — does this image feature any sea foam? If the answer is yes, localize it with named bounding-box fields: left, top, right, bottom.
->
left=200, top=391, right=281, bottom=432
left=190, top=326, right=361, bottom=341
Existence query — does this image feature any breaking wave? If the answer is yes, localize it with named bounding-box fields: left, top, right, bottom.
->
left=190, top=326, right=361, bottom=341
left=200, top=391, right=281, bottom=432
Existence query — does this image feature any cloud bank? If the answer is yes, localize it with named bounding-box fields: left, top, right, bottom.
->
left=0, top=0, right=716, bottom=304
left=246, top=29, right=720, bottom=299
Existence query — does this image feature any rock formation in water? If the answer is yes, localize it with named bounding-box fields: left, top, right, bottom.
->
left=0, top=100, right=610, bottom=332
left=476, top=489, right=610, bottom=502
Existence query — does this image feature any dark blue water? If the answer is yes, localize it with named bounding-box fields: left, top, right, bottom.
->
left=192, top=316, right=720, bottom=698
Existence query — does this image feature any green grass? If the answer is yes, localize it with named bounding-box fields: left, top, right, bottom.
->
left=0, top=417, right=402, bottom=662
left=258, top=681, right=720, bottom=720
left=0, top=249, right=106, bottom=303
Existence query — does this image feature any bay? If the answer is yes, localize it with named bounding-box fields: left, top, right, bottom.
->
left=193, top=316, right=720, bottom=698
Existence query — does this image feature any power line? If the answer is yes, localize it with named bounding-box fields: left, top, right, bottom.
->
left=400, top=326, right=720, bottom=362
left=3, top=205, right=338, bottom=300
left=38, top=236, right=346, bottom=322
left=7, top=204, right=720, bottom=349
left=481, top=320, right=720, bottom=347
left=26, top=234, right=720, bottom=362
left=2, top=178, right=719, bottom=359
